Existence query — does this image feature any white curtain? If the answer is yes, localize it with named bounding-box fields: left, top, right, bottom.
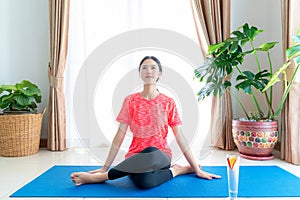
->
left=65, top=0, right=86, bottom=148
left=65, top=1, right=210, bottom=153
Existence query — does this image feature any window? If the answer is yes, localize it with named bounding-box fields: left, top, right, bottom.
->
left=66, top=0, right=211, bottom=161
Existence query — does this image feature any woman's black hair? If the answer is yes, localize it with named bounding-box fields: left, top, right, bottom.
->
left=138, top=56, right=162, bottom=73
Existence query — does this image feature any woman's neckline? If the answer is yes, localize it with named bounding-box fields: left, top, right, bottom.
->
left=139, top=91, right=160, bottom=101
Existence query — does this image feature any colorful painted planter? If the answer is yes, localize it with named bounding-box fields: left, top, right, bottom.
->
left=232, top=119, right=278, bottom=160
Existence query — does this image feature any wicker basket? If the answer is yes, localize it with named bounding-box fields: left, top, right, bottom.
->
left=0, top=108, right=46, bottom=157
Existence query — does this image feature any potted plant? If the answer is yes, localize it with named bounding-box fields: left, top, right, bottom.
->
left=0, top=80, right=45, bottom=157
left=194, top=23, right=300, bottom=160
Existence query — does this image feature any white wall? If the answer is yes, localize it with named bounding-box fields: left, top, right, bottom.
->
left=0, top=0, right=49, bottom=138
left=0, top=0, right=11, bottom=84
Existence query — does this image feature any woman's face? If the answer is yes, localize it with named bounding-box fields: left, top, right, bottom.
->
left=139, top=59, right=162, bottom=84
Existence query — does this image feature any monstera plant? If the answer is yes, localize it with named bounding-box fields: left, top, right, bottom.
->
left=194, top=23, right=300, bottom=160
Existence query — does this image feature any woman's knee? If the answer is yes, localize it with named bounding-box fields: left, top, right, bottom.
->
left=131, top=170, right=173, bottom=189
left=131, top=173, right=159, bottom=189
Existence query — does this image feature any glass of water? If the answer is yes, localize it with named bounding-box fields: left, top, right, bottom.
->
left=226, top=154, right=240, bottom=199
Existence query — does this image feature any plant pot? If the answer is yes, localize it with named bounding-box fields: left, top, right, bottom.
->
left=232, top=119, right=278, bottom=160
left=0, top=108, right=46, bottom=157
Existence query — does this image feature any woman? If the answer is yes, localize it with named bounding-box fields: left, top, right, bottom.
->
left=71, top=56, right=221, bottom=188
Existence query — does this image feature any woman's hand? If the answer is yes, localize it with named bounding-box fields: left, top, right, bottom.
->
left=196, top=169, right=221, bottom=180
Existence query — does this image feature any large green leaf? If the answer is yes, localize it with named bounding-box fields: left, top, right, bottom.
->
left=262, top=62, right=290, bottom=92
left=241, top=23, right=263, bottom=41
left=14, top=94, right=32, bottom=106
left=0, top=94, right=13, bottom=109
left=0, top=93, right=14, bottom=102
left=255, top=70, right=271, bottom=80
left=208, top=43, right=225, bottom=54
left=0, top=84, right=17, bottom=91
left=257, top=42, right=279, bottom=51
left=242, top=23, right=250, bottom=37
left=195, top=56, right=230, bottom=100
left=231, top=30, right=245, bottom=39
left=286, top=44, right=300, bottom=60
left=197, top=80, right=226, bottom=101
left=248, top=26, right=257, bottom=40
left=230, top=41, right=239, bottom=53
left=22, top=86, right=41, bottom=97
left=236, top=81, right=253, bottom=94
left=0, top=100, right=10, bottom=109
left=236, top=70, right=270, bottom=94
left=239, top=71, right=255, bottom=79
left=194, top=58, right=214, bottom=80
left=16, top=80, right=37, bottom=89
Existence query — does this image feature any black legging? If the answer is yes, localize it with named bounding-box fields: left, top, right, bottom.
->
left=108, top=146, right=173, bottom=189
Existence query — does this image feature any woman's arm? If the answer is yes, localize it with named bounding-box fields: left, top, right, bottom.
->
left=99, top=123, right=128, bottom=172
left=172, top=125, right=221, bottom=180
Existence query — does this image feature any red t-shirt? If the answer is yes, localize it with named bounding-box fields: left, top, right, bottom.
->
left=116, top=92, right=182, bottom=159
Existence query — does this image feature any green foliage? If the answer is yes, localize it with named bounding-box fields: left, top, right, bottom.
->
left=236, top=70, right=270, bottom=94
left=286, top=28, right=300, bottom=65
left=0, top=80, right=42, bottom=113
left=194, top=23, right=300, bottom=121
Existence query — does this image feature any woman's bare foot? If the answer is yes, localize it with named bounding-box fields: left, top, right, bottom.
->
left=70, top=172, right=109, bottom=186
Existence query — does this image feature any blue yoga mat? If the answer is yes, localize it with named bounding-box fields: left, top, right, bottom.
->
left=11, top=165, right=300, bottom=198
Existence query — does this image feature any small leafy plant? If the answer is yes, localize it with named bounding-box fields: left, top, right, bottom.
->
left=194, top=23, right=300, bottom=121
left=0, top=80, right=42, bottom=113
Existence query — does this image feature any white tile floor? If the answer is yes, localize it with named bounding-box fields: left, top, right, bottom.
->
left=1, top=147, right=300, bottom=200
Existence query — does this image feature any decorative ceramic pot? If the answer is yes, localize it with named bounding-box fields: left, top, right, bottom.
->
left=232, top=119, right=278, bottom=160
